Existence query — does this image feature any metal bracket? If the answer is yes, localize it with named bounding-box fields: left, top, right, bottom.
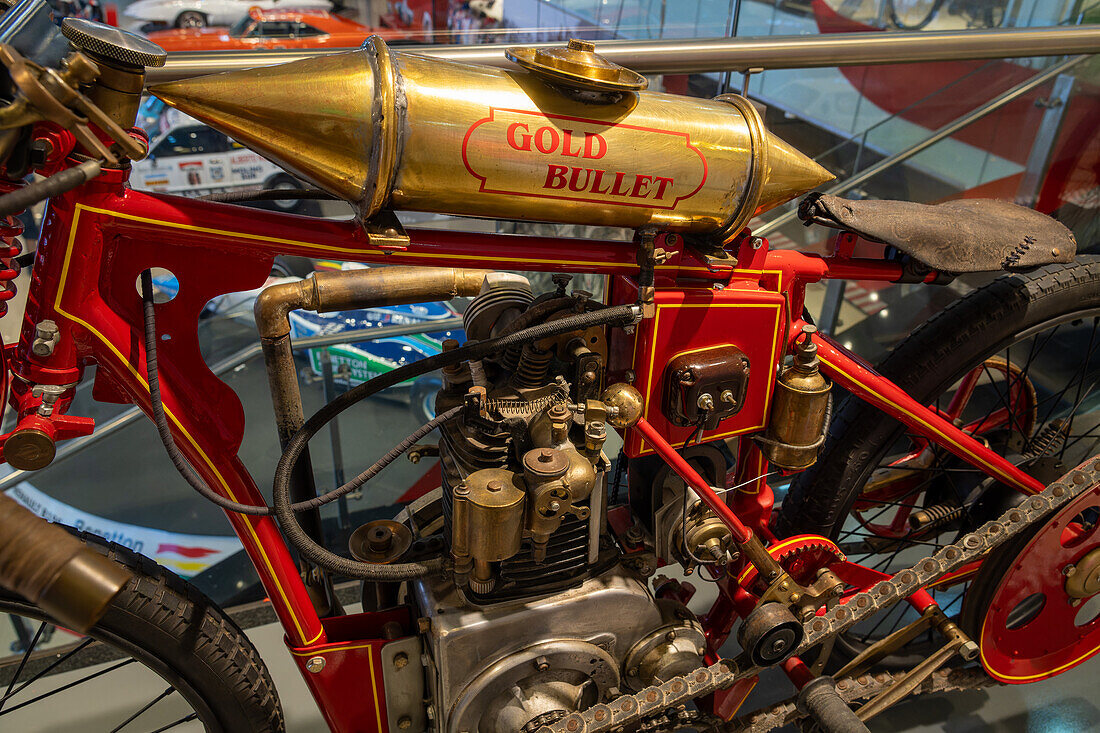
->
left=361, top=210, right=411, bottom=251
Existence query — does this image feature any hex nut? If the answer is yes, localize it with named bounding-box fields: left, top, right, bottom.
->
left=305, top=656, right=325, bottom=673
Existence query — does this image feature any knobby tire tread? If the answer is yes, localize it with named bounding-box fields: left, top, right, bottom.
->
left=0, top=529, right=285, bottom=732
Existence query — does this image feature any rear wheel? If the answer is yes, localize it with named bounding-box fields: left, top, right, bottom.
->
left=0, top=531, right=283, bottom=731
left=776, top=258, right=1100, bottom=667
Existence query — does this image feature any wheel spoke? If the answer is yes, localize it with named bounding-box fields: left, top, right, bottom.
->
left=0, top=620, right=47, bottom=712
left=109, top=686, right=176, bottom=733
left=1, top=636, right=94, bottom=703
left=148, top=712, right=198, bottom=733
left=0, top=658, right=135, bottom=716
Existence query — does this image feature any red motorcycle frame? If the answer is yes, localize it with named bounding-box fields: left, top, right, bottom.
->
left=2, top=162, right=1053, bottom=730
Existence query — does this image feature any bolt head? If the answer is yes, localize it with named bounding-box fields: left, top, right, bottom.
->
left=393, top=651, right=409, bottom=670
left=305, top=656, right=326, bottom=673
left=398, top=716, right=412, bottom=729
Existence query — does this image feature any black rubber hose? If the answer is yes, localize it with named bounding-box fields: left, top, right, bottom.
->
left=0, top=159, right=101, bottom=218
left=199, top=187, right=336, bottom=204
left=796, top=677, right=871, bottom=733
left=140, top=270, right=462, bottom=518
left=272, top=302, right=640, bottom=580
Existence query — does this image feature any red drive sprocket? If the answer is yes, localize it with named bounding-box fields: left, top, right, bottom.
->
left=737, top=534, right=846, bottom=593
left=962, top=465, right=1100, bottom=684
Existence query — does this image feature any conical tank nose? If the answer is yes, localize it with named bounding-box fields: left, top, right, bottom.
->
left=151, top=40, right=833, bottom=236
left=757, top=133, right=834, bottom=215
left=150, top=49, right=378, bottom=203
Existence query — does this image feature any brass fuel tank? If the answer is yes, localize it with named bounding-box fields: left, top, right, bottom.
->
left=151, top=38, right=833, bottom=238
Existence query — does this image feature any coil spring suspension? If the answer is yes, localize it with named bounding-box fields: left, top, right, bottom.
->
left=1022, top=417, right=1067, bottom=461
left=0, top=214, right=23, bottom=318
left=908, top=501, right=964, bottom=531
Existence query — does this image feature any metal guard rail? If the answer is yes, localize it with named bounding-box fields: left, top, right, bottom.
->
left=147, top=25, right=1100, bottom=83
left=0, top=317, right=464, bottom=492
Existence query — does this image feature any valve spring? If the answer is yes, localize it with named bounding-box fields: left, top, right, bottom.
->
left=908, top=501, right=964, bottom=531
left=0, top=214, right=23, bottom=318
left=512, top=343, right=553, bottom=388
left=501, top=343, right=523, bottom=372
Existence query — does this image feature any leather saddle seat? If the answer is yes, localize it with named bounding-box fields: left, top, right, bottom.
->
left=797, top=194, right=1077, bottom=273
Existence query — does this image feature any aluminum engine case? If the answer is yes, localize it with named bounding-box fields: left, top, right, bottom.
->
left=412, top=567, right=663, bottom=731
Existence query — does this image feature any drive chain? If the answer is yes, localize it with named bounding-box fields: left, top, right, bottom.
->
left=729, top=666, right=997, bottom=732
left=537, top=456, right=1100, bottom=733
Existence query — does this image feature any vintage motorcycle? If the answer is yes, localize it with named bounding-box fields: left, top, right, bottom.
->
left=0, top=2, right=1096, bottom=731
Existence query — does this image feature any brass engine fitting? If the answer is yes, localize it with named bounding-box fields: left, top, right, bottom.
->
left=676, top=501, right=735, bottom=571
left=601, top=383, right=645, bottom=429
left=522, top=447, right=591, bottom=562
left=450, top=468, right=526, bottom=594
left=759, top=325, right=832, bottom=471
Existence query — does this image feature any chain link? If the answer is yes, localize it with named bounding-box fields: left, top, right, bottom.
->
left=730, top=666, right=997, bottom=732
left=537, top=456, right=1100, bottom=733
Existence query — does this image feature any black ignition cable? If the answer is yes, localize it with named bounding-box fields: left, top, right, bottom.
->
left=141, top=269, right=639, bottom=579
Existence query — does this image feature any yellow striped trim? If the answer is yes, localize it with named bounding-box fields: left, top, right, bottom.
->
left=58, top=204, right=316, bottom=644
left=819, top=354, right=1036, bottom=495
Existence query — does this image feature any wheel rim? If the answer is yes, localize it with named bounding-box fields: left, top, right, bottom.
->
left=979, top=477, right=1100, bottom=683
left=834, top=312, right=1100, bottom=660
left=270, top=181, right=299, bottom=211
left=0, top=603, right=210, bottom=731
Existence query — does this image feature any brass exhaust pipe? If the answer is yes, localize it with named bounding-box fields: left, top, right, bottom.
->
left=0, top=494, right=132, bottom=632
left=255, top=266, right=488, bottom=614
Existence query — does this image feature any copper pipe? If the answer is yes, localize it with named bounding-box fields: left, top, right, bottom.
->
left=254, top=266, right=488, bottom=612
left=255, top=266, right=489, bottom=340
left=0, top=494, right=131, bottom=632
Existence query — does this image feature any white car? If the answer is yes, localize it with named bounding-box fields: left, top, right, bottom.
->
left=123, top=0, right=332, bottom=32
left=132, top=98, right=319, bottom=216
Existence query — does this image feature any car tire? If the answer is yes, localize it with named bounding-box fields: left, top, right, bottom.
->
left=174, top=10, right=206, bottom=27
left=270, top=255, right=315, bottom=279
left=256, top=174, right=322, bottom=217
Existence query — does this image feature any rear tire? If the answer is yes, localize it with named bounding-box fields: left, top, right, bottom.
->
left=255, top=175, right=321, bottom=217
left=776, top=257, right=1100, bottom=666
left=0, top=530, right=284, bottom=732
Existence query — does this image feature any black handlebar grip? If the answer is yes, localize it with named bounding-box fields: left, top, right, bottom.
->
left=796, top=676, right=871, bottom=733
left=0, top=493, right=131, bottom=631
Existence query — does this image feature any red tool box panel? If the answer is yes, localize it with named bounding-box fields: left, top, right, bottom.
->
left=608, top=277, right=786, bottom=457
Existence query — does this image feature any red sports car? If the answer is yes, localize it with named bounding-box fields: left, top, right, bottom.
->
left=148, top=8, right=412, bottom=51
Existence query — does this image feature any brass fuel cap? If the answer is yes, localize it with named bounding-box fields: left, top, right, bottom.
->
left=506, top=38, right=647, bottom=94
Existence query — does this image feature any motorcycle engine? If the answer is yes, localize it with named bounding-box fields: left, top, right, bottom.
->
left=407, top=274, right=707, bottom=732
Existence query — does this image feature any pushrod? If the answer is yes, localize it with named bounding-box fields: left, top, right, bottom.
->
left=146, top=24, right=1100, bottom=83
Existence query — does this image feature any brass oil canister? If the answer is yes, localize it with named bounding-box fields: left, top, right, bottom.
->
left=151, top=38, right=833, bottom=239
left=760, top=326, right=832, bottom=471
left=451, top=468, right=526, bottom=592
